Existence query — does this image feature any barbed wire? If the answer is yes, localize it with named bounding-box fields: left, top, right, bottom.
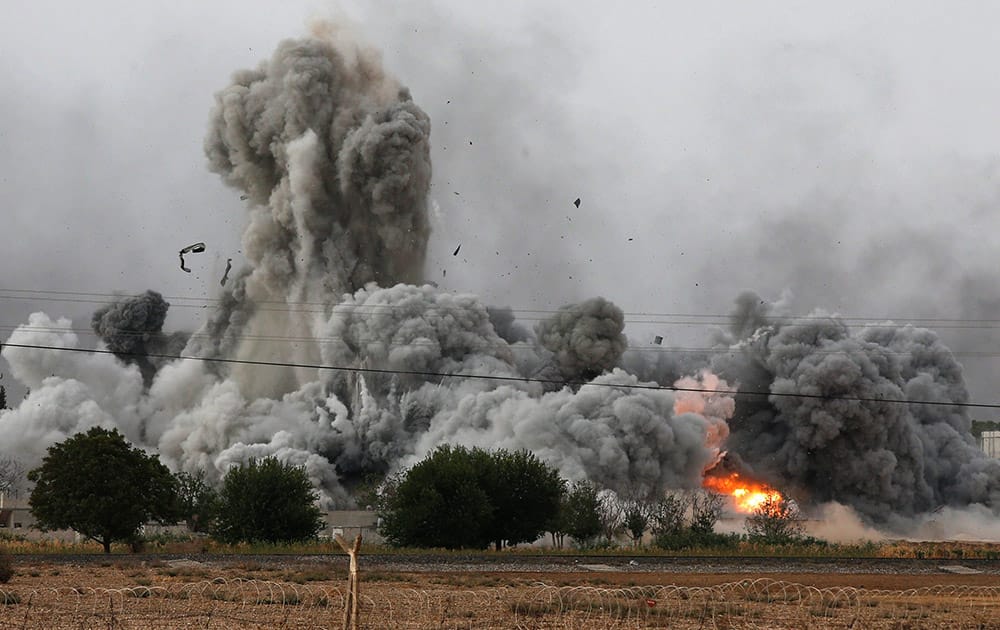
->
left=1, top=577, right=999, bottom=629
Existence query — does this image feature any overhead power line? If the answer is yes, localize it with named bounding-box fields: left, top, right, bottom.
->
left=2, top=287, right=1000, bottom=328
left=3, top=341, right=999, bottom=410
left=4, top=322, right=1000, bottom=359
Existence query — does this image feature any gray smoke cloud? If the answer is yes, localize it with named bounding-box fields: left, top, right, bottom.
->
left=1, top=23, right=998, bottom=537
left=200, top=24, right=432, bottom=399
left=535, top=297, right=628, bottom=382
left=91, top=290, right=187, bottom=386
left=0, top=26, right=734, bottom=511
left=713, top=291, right=1000, bottom=528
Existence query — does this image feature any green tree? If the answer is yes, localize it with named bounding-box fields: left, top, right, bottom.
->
left=174, top=470, right=219, bottom=533
left=28, top=427, right=178, bottom=553
left=378, top=446, right=564, bottom=550
left=212, top=458, right=325, bottom=544
left=560, top=481, right=602, bottom=547
left=378, top=445, right=493, bottom=549
left=473, top=449, right=564, bottom=550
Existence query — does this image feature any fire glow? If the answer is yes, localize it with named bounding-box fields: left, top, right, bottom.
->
left=703, top=473, right=783, bottom=513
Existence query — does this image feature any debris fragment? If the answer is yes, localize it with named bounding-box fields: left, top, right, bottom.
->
left=573, top=198, right=581, bottom=208
left=220, top=258, right=233, bottom=286
left=443, top=269, right=447, bottom=277
left=653, top=335, right=663, bottom=345
left=178, top=242, right=206, bottom=273
left=453, top=244, right=461, bottom=256
left=239, top=194, right=248, bottom=200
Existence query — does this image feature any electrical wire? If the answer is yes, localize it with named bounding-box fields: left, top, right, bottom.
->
left=3, top=341, right=999, bottom=410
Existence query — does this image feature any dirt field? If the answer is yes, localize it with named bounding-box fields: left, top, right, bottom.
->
left=1, top=556, right=999, bottom=628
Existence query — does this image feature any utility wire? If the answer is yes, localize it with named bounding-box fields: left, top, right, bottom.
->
left=3, top=341, right=999, bottom=410
left=2, top=288, right=1000, bottom=327
left=4, top=323, right=1000, bottom=359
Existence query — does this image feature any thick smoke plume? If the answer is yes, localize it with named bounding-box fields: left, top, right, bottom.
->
left=712, top=291, right=1000, bottom=527
left=0, top=26, right=731, bottom=511
left=1, top=25, right=998, bottom=538
left=91, top=290, right=186, bottom=386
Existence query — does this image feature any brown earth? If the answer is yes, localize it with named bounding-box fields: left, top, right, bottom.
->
left=1, top=557, right=999, bottom=628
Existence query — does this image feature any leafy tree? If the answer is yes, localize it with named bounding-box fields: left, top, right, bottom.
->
left=559, top=481, right=602, bottom=547
left=28, top=427, right=178, bottom=553
left=473, top=449, right=564, bottom=550
left=623, top=501, right=650, bottom=547
left=745, top=495, right=805, bottom=544
left=174, top=470, right=219, bottom=533
left=379, top=446, right=493, bottom=549
left=0, top=385, right=7, bottom=410
left=378, top=446, right=564, bottom=550
left=212, top=458, right=325, bottom=544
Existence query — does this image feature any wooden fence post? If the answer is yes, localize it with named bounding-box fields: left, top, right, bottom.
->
left=334, top=533, right=362, bottom=629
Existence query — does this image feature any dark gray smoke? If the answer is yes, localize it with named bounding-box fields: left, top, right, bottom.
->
left=91, top=290, right=185, bottom=385
left=204, top=31, right=431, bottom=294
left=535, top=297, right=627, bottom=382
left=713, top=291, right=1000, bottom=526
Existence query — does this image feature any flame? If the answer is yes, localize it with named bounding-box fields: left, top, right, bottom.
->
left=702, top=472, right=783, bottom=513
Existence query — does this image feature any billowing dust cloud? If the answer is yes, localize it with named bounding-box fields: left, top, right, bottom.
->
left=2, top=26, right=999, bottom=537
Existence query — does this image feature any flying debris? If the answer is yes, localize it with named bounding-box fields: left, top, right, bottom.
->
left=2, top=25, right=999, bottom=538
left=178, top=242, right=206, bottom=273
left=573, top=198, right=581, bottom=208
left=220, top=258, right=233, bottom=286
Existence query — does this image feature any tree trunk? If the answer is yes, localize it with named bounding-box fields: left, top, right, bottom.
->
left=494, top=540, right=502, bottom=551
left=103, top=539, right=111, bottom=554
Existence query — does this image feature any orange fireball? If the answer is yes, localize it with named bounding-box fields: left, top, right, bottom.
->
left=702, top=472, right=783, bottom=513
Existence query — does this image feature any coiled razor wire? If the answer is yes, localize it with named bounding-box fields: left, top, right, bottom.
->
left=0, top=578, right=999, bottom=628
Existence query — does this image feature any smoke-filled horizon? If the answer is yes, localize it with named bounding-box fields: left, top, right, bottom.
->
left=4, top=8, right=1000, bottom=538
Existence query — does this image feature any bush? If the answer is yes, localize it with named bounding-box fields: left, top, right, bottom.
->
left=0, top=553, right=12, bottom=583
left=378, top=446, right=564, bottom=550
left=653, top=529, right=741, bottom=551
left=212, top=458, right=325, bottom=545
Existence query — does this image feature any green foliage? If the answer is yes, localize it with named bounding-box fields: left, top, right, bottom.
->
left=623, top=504, right=649, bottom=546
left=559, top=482, right=603, bottom=547
left=212, top=458, right=325, bottom=545
left=378, top=445, right=564, bottom=550
left=27, top=427, right=178, bottom=553
left=650, top=491, right=730, bottom=551
left=473, top=449, right=565, bottom=550
left=173, top=470, right=219, bottom=533
left=654, top=529, right=742, bottom=551
left=745, top=496, right=805, bottom=544
left=971, top=420, right=1000, bottom=438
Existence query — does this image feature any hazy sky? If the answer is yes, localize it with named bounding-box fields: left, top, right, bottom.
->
left=2, top=1, right=1000, bottom=403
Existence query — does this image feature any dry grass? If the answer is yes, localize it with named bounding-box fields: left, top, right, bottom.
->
left=0, top=559, right=998, bottom=628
